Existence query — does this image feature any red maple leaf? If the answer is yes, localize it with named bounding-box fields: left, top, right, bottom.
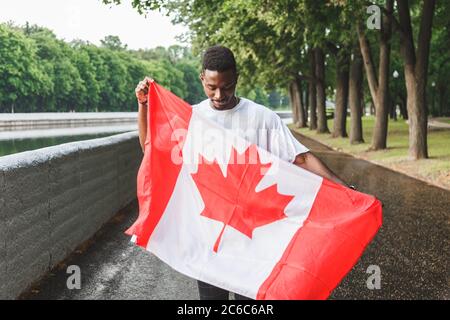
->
left=191, top=145, right=294, bottom=253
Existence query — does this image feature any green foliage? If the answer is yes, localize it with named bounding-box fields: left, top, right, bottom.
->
left=0, top=23, right=205, bottom=112
left=100, top=35, right=128, bottom=51
left=427, top=2, right=450, bottom=116
left=4, top=0, right=448, bottom=118
left=102, top=0, right=449, bottom=118
left=0, top=24, right=52, bottom=112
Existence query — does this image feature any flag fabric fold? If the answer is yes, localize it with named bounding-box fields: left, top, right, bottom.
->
left=127, top=81, right=382, bottom=300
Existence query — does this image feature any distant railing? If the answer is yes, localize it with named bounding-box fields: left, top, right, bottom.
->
left=0, top=112, right=138, bottom=130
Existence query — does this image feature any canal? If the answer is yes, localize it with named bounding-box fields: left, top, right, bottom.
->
left=0, top=111, right=291, bottom=157
left=0, top=113, right=138, bottom=157
left=0, top=132, right=127, bottom=157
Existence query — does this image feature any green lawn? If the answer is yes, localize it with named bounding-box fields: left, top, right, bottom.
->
left=291, top=116, right=450, bottom=190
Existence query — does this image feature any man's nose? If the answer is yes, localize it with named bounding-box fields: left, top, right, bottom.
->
left=214, top=88, right=224, bottom=100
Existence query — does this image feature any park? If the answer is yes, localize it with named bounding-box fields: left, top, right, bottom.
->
left=0, top=0, right=448, bottom=302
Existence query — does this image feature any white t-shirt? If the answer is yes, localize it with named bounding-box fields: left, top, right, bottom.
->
left=192, top=97, right=309, bottom=163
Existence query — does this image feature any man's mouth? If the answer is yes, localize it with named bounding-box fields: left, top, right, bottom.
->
left=213, top=99, right=228, bottom=106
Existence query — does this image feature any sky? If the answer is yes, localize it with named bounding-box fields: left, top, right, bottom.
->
left=0, top=0, right=189, bottom=49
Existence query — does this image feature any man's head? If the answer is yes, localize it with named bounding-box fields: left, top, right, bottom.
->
left=200, top=46, right=239, bottom=110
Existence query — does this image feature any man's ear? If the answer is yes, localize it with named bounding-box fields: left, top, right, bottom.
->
left=199, top=72, right=204, bottom=82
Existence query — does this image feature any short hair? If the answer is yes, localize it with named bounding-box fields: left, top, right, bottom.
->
left=202, top=45, right=237, bottom=73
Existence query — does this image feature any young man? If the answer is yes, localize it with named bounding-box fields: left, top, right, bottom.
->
left=135, top=45, right=350, bottom=300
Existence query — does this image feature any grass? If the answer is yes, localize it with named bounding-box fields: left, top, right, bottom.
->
left=270, top=106, right=292, bottom=112
left=291, top=116, right=450, bottom=190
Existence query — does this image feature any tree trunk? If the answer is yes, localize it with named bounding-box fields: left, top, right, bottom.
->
left=370, top=101, right=375, bottom=115
left=315, top=48, right=329, bottom=133
left=304, top=83, right=309, bottom=123
left=404, top=67, right=428, bottom=158
left=332, top=51, right=350, bottom=138
left=358, top=25, right=379, bottom=109
left=295, top=76, right=307, bottom=127
left=309, top=50, right=317, bottom=130
left=360, top=94, right=365, bottom=116
left=397, top=0, right=435, bottom=159
left=389, top=94, right=397, bottom=120
left=289, top=81, right=299, bottom=126
left=349, top=48, right=364, bottom=144
left=438, top=85, right=445, bottom=116
left=398, top=92, right=408, bottom=119
left=371, top=0, right=393, bottom=150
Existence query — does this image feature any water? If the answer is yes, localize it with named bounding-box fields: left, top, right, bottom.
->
left=0, top=123, right=138, bottom=157
left=0, top=112, right=292, bottom=157
left=0, top=132, right=126, bottom=157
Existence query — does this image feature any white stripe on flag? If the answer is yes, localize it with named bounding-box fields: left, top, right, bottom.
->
left=146, top=111, right=323, bottom=298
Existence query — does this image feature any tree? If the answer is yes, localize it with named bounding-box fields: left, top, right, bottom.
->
left=268, top=91, right=281, bottom=109
left=103, top=0, right=310, bottom=119
left=428, top=21, right=450, bottom=117
left=396, top=0, right=436, bottom=159
left=99, top=49, right=130, bottom=111
left=71, top=43, right=101, bottom=112
left=333, top=49, right=350, bottom=138
left=0, top=24, right=52, bottom=113
left=100, top=35, right=128, bottom=51
left=349, top=46, right=365, bottom=144
left=357, top=0, right=393, bottom=150
left=27, top=27, right=85, bottom=112
left=315, top=48, right=330, bottom=133
left=0, top=21, right=206, bottom=113
left=308, top=50, right=318, bottom=130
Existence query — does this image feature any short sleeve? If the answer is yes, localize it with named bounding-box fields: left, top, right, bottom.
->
left=266, top=116, right=310, bottom=163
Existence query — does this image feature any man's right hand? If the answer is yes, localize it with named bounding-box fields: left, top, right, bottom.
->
left=135, top=77, right=154, bottom=107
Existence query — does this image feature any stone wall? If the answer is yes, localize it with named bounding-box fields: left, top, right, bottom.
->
left=0, top=132, right=142, bottom=299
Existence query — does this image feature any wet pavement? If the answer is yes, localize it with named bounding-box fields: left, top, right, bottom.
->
left=22, top=133, right=449, bottom=300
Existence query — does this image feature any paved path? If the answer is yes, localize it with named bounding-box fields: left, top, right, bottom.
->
left=295, top=133, right=449, bottom=300
left=428, top=119, right=450, bottom=129
left=23, top=133, right=449, bottom=300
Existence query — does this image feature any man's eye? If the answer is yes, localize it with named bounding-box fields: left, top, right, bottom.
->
left=225, top=83, right=236, bottom=89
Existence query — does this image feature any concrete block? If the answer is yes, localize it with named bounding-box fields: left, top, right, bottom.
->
left=1, top=156, right=51, bottom=299
left=48, top=150, right=83, bottom=267
left=0, top=170, right=7, bottom=299
left=4, top=203, right=50, bottom=299
left=117, top=142, right=141, bottom=208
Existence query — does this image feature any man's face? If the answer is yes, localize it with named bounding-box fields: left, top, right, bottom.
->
left=200, top=69, right=238, bottom=110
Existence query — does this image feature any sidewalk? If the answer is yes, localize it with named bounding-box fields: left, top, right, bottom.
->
left=22, top=132, right=450, bottom=300
left=428, top=118, right=450, bottom=129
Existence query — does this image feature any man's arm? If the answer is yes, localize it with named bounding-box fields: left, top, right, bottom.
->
left=135, top=77, right=153, bottom=153
left=138, top=102, right=147, bottom=153
left=293, top=152, right=347, bottom=186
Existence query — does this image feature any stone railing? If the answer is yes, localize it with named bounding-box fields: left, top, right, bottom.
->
left=0, top=131, right=142, bottom=299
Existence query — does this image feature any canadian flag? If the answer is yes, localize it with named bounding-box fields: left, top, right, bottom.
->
left=128, top=81, right=382, bottom=300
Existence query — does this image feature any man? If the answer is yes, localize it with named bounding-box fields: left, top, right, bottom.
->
left=135, top=45, right=351, bottom=300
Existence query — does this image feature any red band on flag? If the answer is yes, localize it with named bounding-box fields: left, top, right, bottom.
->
left=126, top=82, right=192, bottom=247
left=256, top=179, right=382, bottom=299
